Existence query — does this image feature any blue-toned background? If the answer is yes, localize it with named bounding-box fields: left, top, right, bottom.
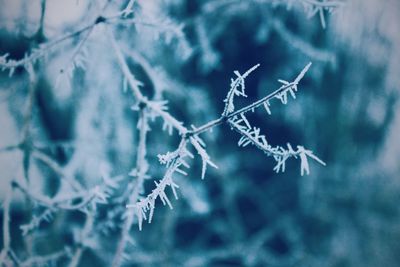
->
left=0, top=0, right=399, bottom=266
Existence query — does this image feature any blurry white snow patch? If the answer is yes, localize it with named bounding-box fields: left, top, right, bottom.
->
left=0, top=0, right=88, bottom=37
left=0, top=0, right=40, bottom=34
left=331, top=0, right=400, bottom=66
left=366, top=97, right=387, bottom=127
left=45, top=0, right=88, bottom=31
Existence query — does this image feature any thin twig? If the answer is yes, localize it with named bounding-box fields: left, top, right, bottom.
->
left=188, top=64, right=311, bottom=136
left=111, top=109, right=149, bottom=267
left=67, top=211, right=94, bottom=267
left=20, top=249, right=68, bottom=267
left=108, top=29, right=187, bottom=134
left=12, top=180, right=97, bottom=210
left=0, top=23, right=95, bottom=70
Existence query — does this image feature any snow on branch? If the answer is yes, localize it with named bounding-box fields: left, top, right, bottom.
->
left=186, top=62, right=325, bottom=177
left=189, top=135, right=218, bottom=179
left=272, top=19, right=336, bottom=64
left=203, top=0, right=345, bottom=29
left=19, top=208, right=55, bottom=236
left=120, top=0, right=136, bottom=17
left=206, top=62, right=312, bottom=125
left=127, top=132, right=218, bottom=230
left=298, top=0, right=346, bottom=28
left=117, top=44, right=323, bottom=229
left=228, top=116, right=325, bottom=175
left=222, top=62, right=325, bottom=175
left=18, top=249, right=70, bottom=267
left=146, top=100, right=187, bottom=134
left=0, top=4, right=186, bottom=77
left=111, top=109, right=150, bottom=267
left=222, top=64, right=260, bottom=116
left=12, top=178, right=116, bottom=211
left=127, top=139, right=193, bottom=230
left=0, top=22, right=96, bottom=76
left=109, top=30, right=188, bottom=135
left=228, top=62, right=312, bottom=117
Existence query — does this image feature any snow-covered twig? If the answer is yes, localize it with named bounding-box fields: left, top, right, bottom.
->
left=298, top=0, right=345, bottom=28
left=0, top=23, right=95, bottom=75
left=19, top=249, right=69, bottom=267
left=109, top=29, right=187, bottom=135
left=125, top=62, right=324, bottom=230
left=112, top=109, right=150, bottom=267
left=12, top=180, right=109, bottom=211
left=67, top=211, right=94, bottom=267
left=20, top=208, right=55, bottom=236
left=189, top=136, right=218, bottom=179
left=126, top=139, right=193, bottom=230
left=229, top=117, right=325, bottom=175
left=202, top=0, right=345, bottom=28
left=189, top=62, right=312, bottom=136
left=223, top=62, right=325, bottom=175
left=222, top=64, right=261, bottom=116
left=272, top=19, right=336, bottom=64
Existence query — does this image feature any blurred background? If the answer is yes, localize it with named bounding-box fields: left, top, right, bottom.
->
left=0, top=0, right=399, bottom=266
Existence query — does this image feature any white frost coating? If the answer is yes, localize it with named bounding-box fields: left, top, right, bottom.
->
left=222, top=64, right=260, bottom=116
left=223, top=62, right=325, bottom=175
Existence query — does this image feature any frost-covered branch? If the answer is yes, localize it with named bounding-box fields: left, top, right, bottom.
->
left=0, top=1, right=336, bottom=264
left=0, top=3, right=182, bottom=76
left=126, top=129, right=220, bottom=231
left=229, top=116, right=325, bottom=175
left=189, top=135, right=218, bottom=179
left=0, top=23, right=95, bottom=75
left=202, top=0, right=345, bottom=28
left=272, top=19, right=336, bottom=64
left=109, top=29, right=188, bottom=135
left=19, top=208, right=55, bottom=236
left=0, top=0, right=118, bottom=75
left=124, top=49, right=166, bottom=99
left=299, top=0, right=345, bottom=28
left=112, top=109, right=150, bottom=267
left=0, top=140, right=82, bottom=192
left=231, top=62, right=312, bottom=116
left=126, top=62, right=324, bottom=230
left=119, top=0, right=136, bottom=17
left=110, top=18, right=185, bottom=39
left=126, top=138, right=193, bottom=230
left=12, top=180, right=109, bottom=211
left=222, top=63, right=261, bottom=116
left=19, top=249, right=69, bottom=267
left=223, top=62, right=325, bottom=175
left=189, top=62, right=312, bottom=136
left=68, top=211, right=95, bottom=267
left=54, top=25, right=93, bottom=90
left=32, top=150, right=83, bottom=191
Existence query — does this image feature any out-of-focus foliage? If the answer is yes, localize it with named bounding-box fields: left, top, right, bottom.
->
left=0, top=0, right=399, bottom=266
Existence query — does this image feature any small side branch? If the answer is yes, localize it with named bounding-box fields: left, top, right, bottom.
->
left=189, top=62, right=312, bottom=136
left=12, top=180, right=104, bottom=211
left=108, top=29, right=188, bottom=135
left=67, top=211, right=94, bottom=267
left=111, top=109, right=150, bottom=267
left=0, top=23, right=95, bottom=73
left=126, top=138, right=191, bottom=230
left=19, top=249, right=69, bottom=267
